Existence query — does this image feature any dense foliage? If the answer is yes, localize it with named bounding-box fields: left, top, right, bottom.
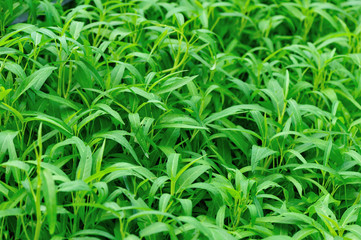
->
left=1, top=0, right=361, bottom=239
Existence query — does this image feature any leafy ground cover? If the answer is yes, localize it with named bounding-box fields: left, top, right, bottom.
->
left=1, top=0, right=361, bottom=239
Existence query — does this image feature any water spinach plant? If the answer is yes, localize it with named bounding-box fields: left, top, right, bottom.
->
left=1, top=0, right=361, bottom=239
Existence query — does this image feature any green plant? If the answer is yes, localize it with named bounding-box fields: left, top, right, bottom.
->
left=1, top=0, right=361, bottom=239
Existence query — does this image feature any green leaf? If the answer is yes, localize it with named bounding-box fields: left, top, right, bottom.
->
left=339, top=205, right=361, bottom=227
left=12, top=66, right=56, bottom=102
left=1, top=160, right=29, bottom=172
left=95, top=103, right=125, bottom=125
left=263, top=236, right=293, bottom=240
left=69, top=20, right=84, bottom=40
left=166, top=153, right=179, bottom=180
left=24, top=112, right=73, bottom=138
left=176, top=165, right=210, bottom=193
left=294, top=163, right=339, bottom=177
left=34, top=90, right=80, bottom=111
left=156, top=113, right=207, bottom=130
left=41, top=169, right=57, bottom=234
left=0, top=208, right=24, bottom=218
left=0, top=130, right=18, bottom=156
left=251, top=145, right=277, bottom=172
left=51, top=137, right=92, bottom=180
left=72, top=229, right=115, bottom=240
left=140, top=222, right=170, bottom=238
left=128, top=113, right=150, bottom=157
left=216, top=205, right=226, bottom=228
left=205, top=104, right=272, bottom=124
left=345, top=150, right=361, bottom=167
left=0, top=102, right=24, bottom=122
left=159, top=194, right=171, bottom=212
left=178, top=198, right=192, bottom=216
left=2, top=61, right=26, bottom=80
left=293, top=228, right=318, bottom=240
left=157, top=75, right=197, bottom=94
left=58, top=180, right=91, bottom=192
left=92, top=131, right=139, bottom=164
